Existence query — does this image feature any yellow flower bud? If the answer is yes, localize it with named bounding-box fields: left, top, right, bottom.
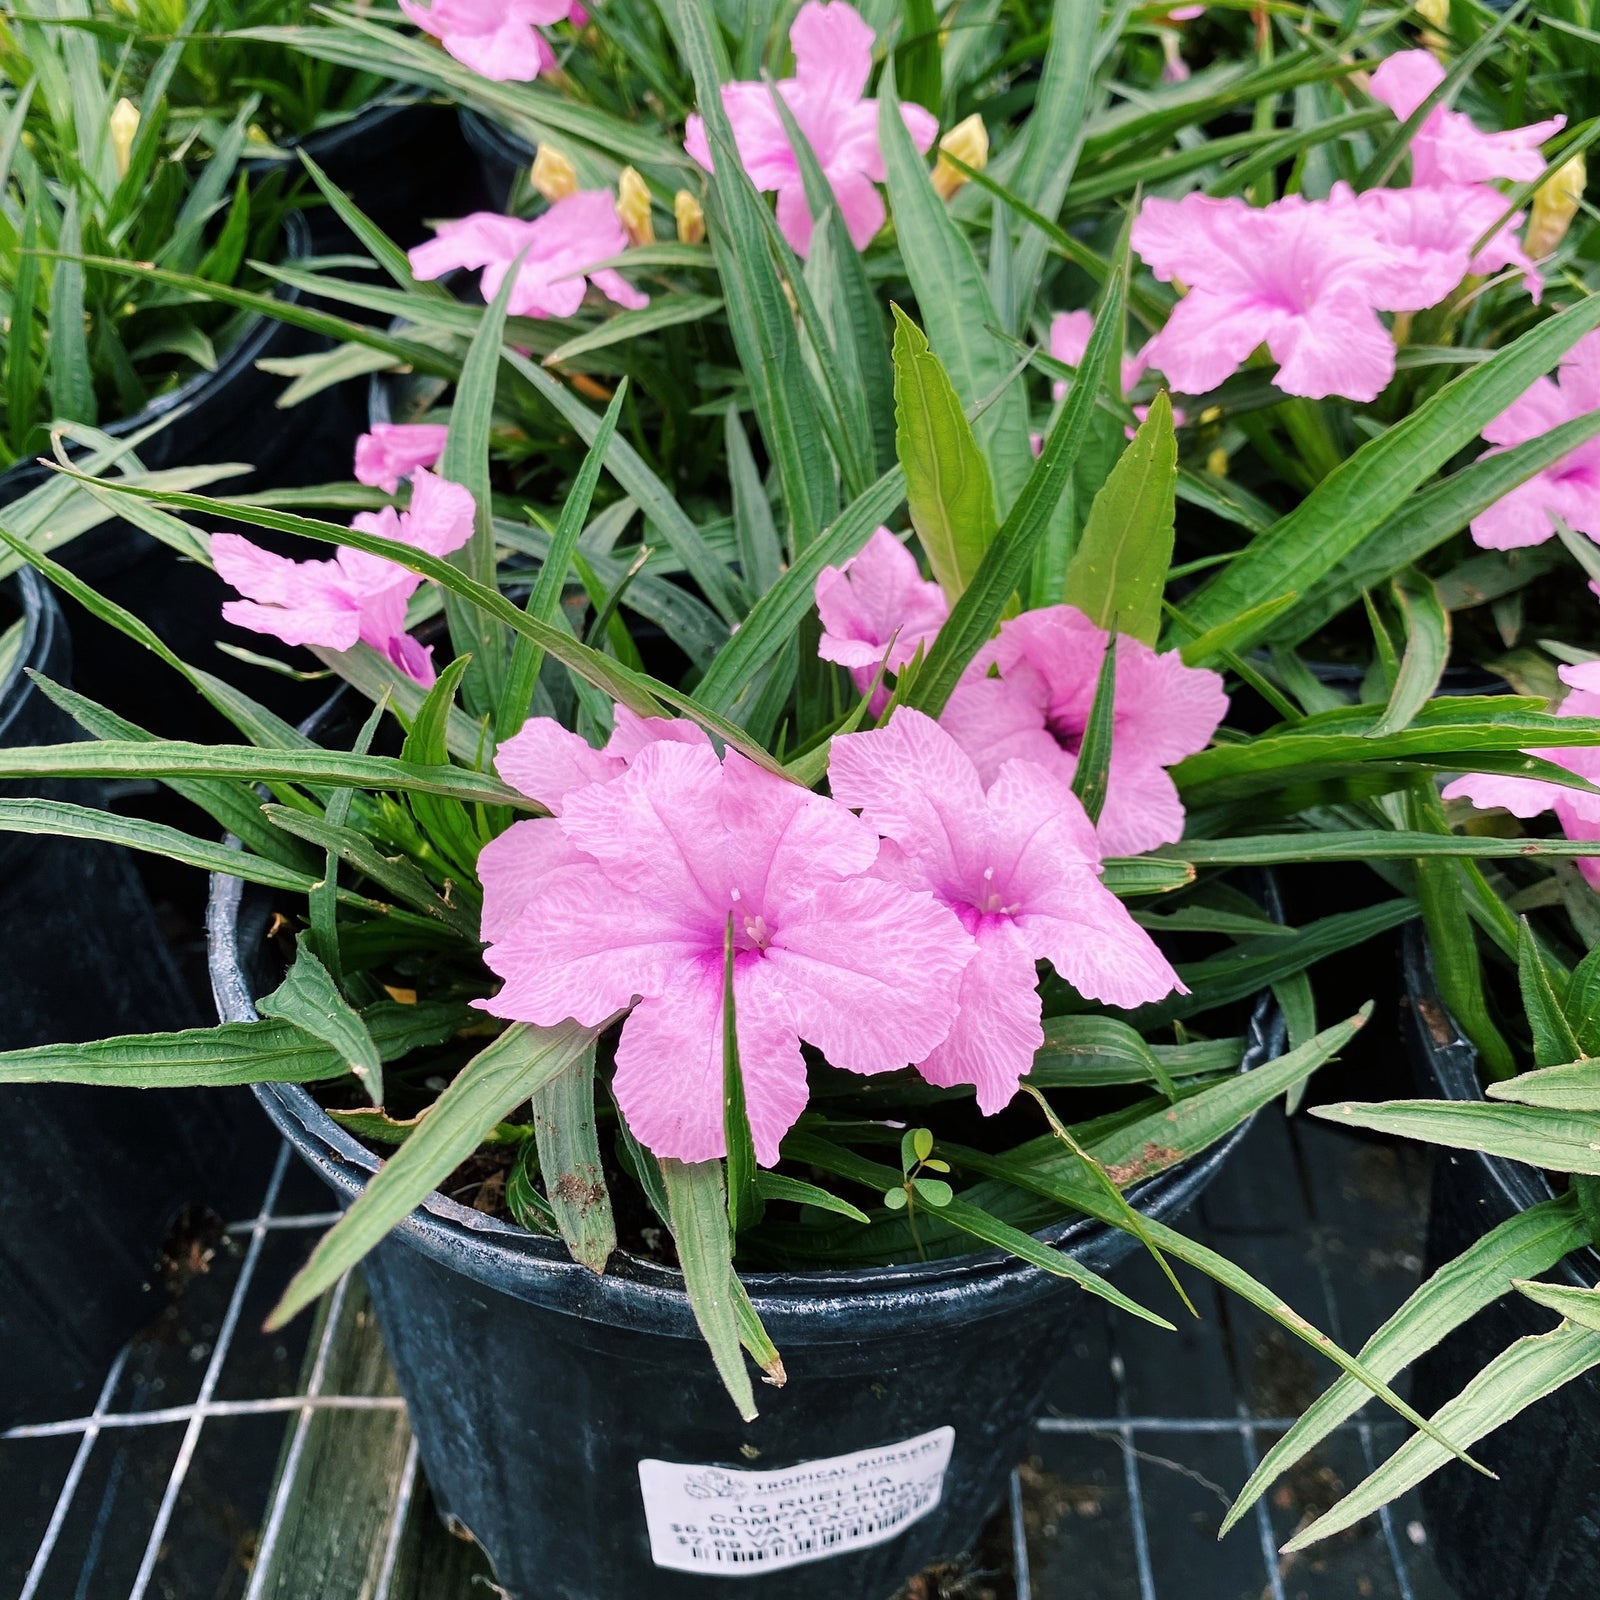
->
left=1526, top=152, right=1586, bottom=261
left=1415, top=0, right=1449, bottom=27
left=931, top=113, right=988, bottom=202
left=531, top=143, right=578, bottom=202
left=1206, top=447, right=1229, bottom=479
left=110, top=97, right=140, bottom=178
left=616, top=165, right=655, bottom=246
left=675, top=188, right=706, bottom=245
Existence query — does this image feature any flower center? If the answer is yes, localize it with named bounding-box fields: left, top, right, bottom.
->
left=974, top=866, right=1021, bottom=918
left=1044, top=710, right=1086, bottom=757
left=729, top=888, right=771, bottom=951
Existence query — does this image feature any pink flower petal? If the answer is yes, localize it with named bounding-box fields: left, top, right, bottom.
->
left=353, top=424, right=449, bottom=494
left=477, top=818, right=591, bottom=941
left=495, top=718, right=622, bottom=811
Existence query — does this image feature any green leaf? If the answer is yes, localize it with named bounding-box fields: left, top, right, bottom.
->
left=256, top=934, right=384, bottom=1106
left=1312, top=1099, right=1600, bottom=1175
left=531, top=1043, right=615, bottom=1274
left=1152, top=832, right=1600, bottom=866
left=1517, top=917, right=1584, bottom=1069
left=1514, top=1279, right=1600, bottom=1334
left=48, top=195, right=93, bottom=425
left=892, top=305, right=997, bottom=603
left=897, top=0, right=941, bottom=112
left=1369, top=569, right=1450, bottom=738
left=1070, top=633, right=1116, bottom=827
left=542, top=295, right=725, bottom=366
left=1282, top=1322, right=1600, bottom=1553
left=1100, top=856, right=1194, bottom=897
left=498, top=383, right=627, bottom=740
left=1063, top=392, right=1177, bottom=646
left=1179, top=295, right=1600, bottom=650
left=1489, top=1059, right=1600, bottom=1111
left=726, top=404, right=785, bottom=598
left=506, top=1140, right=558, bottom=1234
left=907, top=231, right=1130, bottom=717
left=661, top=1158, right=759, bottom=1421
left=268, top=1021, right=602, bottom=1329
left=1026, top=1016, right=1229, bottom=1092
left=676, top=0, right=836, bottom=552
left=721, top=915, right=762, bottom=1236
left=878, top=60, right=1033, bottom=516
left=729, top=1272, right=787, bottom=1385
left=1224, top=1194, right=1588, bottom=1535
left=400, top=655, right=483, bottom=884
left=754, top=1171, right=870, bottom=1225
left=7, top=198, right=40, bottom=455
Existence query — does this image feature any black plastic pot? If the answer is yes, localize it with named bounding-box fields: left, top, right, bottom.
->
left=1404, top=927, right=1600, bottom=1600
left=210, top=834, right=1281, bottom=1598
left=460, top=107, right=536, bottom=213
left=0, top=571, right=276, bottom=1427
left=254, top=96, right=489, bottom=251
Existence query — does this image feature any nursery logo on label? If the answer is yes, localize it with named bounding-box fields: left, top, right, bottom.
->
left=637, top=1426, right=956, bottom=1576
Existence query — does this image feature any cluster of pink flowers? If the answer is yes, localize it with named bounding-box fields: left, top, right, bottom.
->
left=1469, top=330, right=1600, bottom=551
left=814, top=529, right=1227, bottom=855
left=399, top=0, right=585, bottom=83
left=1123, top=50, right=1561, bottom=404
left=477, top=694, right=1188, bottom=1162
left=684, top=1, right=937, bottom=258
left=409, top=189, right=648, bottom=318
left=216, top=426, right=468, bottom=686
left=1444, top=662, right=1600, bottom=890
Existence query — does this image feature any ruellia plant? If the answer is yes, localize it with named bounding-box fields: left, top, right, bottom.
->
left=1, top=0, right=1599, bottom=1547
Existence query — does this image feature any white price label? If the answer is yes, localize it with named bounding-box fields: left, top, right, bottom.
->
left=637, top=1425, right=956, bottom=1577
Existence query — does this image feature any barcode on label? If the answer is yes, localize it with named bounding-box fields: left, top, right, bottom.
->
left=638, top=1426, right=955, bottom=1578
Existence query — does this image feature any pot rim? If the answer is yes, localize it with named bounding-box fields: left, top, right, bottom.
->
left=0, top=569, right=52, bottom=731
left=1403, top=922, right=1599, bottom=1289
left=209, top=855, right=1283, bottom=1338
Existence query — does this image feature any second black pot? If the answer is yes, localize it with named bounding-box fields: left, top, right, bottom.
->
left=0, top=571, right=276, bottom=1427
left=210, top=858, right=1281, bottom=1600
left=1405, top=928, right=1600, bottom=1600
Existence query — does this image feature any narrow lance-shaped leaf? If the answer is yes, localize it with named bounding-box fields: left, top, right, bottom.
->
left=1282, top=1322, right=1600, bottom=1553
left=269, top=1020, right=604, bottom=1329
left=722, top=916, right=762, bottom=1236
left=891, top=304, right=997, bottom=604
left=1368, top=568, right=1449, bottom=738
left=256, top=935, right=383, bottom=1106
left=1071, top=632, right=1116, bottom=826
left=531, top=1043, right=615, bottom=1275
left=1063, top=391, right=1177, bottom=646
left=661, top=1157, right=760, bottom=1421
left=1517, top=917, right=1584, bottom=1069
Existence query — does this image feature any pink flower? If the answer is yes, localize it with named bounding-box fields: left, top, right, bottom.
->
left=1470, top=330, right=1600, bottom=549
left=1050, top=310, right=1186, bottom=433
left=940, top=606, right=1228, bottom=857
left=829, top=710, right=1182, bottom=1112
left=476, top=738, right=974, bottom=1164
left=1328, top=182, right=1541, bottom=307
left=354, top=424, right=449, bottom=495
left=815, top=526, right=948, bottom=714
left=214, top=469, right=476, bottom=686
left=683, top=1, right=938, bottom=257
left=398, top=0, right=572, bottom=81
left=1132, top=192, right=1422, bottom=401
left=408, top=191, right=648, bottom=319
left=1370, top=51, right=1564, bottom=190
left=1442, top=663, right=1600, bottom=891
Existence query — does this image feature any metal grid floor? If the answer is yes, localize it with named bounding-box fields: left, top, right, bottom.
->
left=2, top=1113, right=1457, bottom=1600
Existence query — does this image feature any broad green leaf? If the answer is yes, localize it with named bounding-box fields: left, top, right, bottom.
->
left=907, top=233, right=1129, bottom=717
left=1312, top=1099, right=1600, bottom=1174
left=269, top=1021, right=602, bottom=1328
left=878, top=61, right=1033, bottom=516
left=0, top=1001, right=463, bottom=1089
left=892, top=305, right=997, bottom=602
left=661, top=1158, right=759, bottom=1421
left=1282, top=1322, right=1600, bottom=1552
left=1179, top=295, right=1600, bottom=649
left=1224, top=1194, right=1588, bottom=1534
left=531, top=1043, right=615, bottom=1274
left=1063, top=392, right=1177, bottom=646
left=1489, top=1059, right=1600, bottom=1111
left=257, top=935, right=383, bottom=1106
